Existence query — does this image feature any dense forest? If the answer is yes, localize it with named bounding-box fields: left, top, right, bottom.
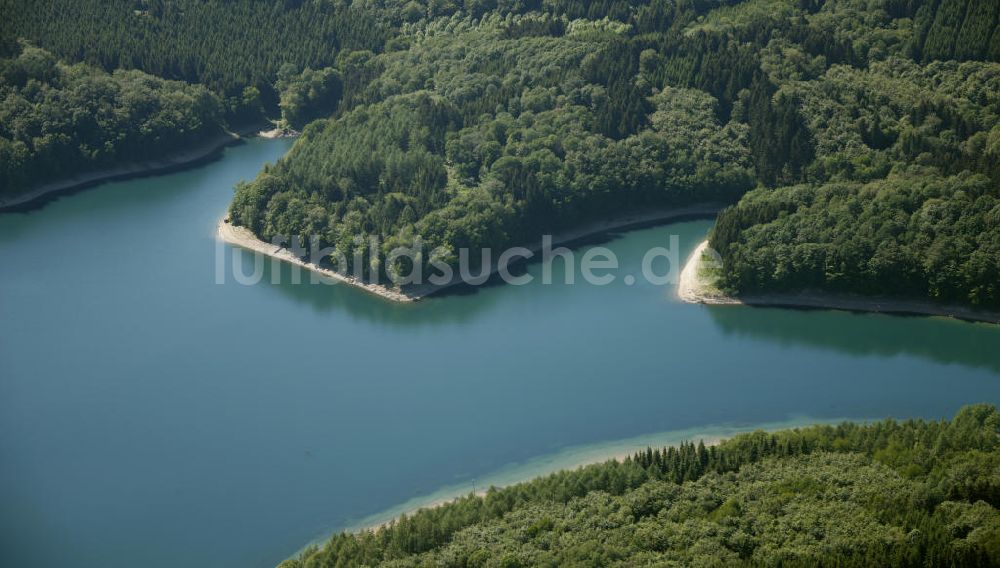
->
left=710, top=169, right=1000, bottom=306
left=0, top=0, right=391, bottom=118
left=0, top=41, right=226, bottom=198
left=279, top=404, right=1000, bottom=567
left=708, top=44, right=1000, bottom=308
left=3, top=0, right=999, bottom=301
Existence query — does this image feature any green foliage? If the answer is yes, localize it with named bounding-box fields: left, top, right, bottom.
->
left=712, top=169, right=1000, bottom=308
left=276, top=66, right=344, bottom=130
left=748, top=72, right=814, bottom=186
left=914, top=0, right=1000, bottom=62
left=0, top=0, right=391, bottom=116
left=711, top=51, right=1000, bottom=307
left=280, top=405, right=1000, bottom=567
left=0, top=43, right=225, bottom=197
left=710, top=169, right=1000, bottom=307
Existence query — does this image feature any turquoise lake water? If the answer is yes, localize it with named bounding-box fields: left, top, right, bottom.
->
left=1, top=138, right=999, bottom=567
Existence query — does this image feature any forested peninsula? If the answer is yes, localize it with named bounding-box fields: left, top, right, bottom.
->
left=4, top=0, right=998, bottom=309
left=279, top=404, right=1000, bottom=567
left=221, top=0, right=998, bottom=309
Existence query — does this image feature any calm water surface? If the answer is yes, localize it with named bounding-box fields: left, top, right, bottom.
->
left=2, top=139, right=999, bottom=568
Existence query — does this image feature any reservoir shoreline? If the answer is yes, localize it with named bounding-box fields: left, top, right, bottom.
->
left=679, top=240, right=1000, bottom=325
left=291, top=416, right=862, bottom=562
left=217, top=220, right=418, bottom=302
left=0, top=129, right=247, bottom=212
left=218, top=202, right=725, bottom=303
left=355, top=436, right=725, bottom=533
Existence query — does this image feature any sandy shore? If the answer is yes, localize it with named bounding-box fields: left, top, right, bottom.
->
left=678, top=240, right=1000, bottom=324
left=0, top=130, right=241, bottom=211
left=677, top=240, right=740, bottom=304
left=217, top=220, right=418, bottom=302
left=258, top=126, right=300, bottom=139
left=219, top=203, right=724, bottom=303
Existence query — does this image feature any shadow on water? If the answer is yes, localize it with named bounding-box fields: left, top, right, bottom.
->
left=249, top=252, right=503, bottom=326
left=0, top=143, right=248, bottom=246
left=706, top=303, right=1000, bottom=373
left=419, top=215, right=714, bottom=300
left=240, top=218, right=715, bottom=325
left=239, top=226, right=651, bottom=323
left=0, top=139, right=244, bottom=215
left=421, top=228, right=642, bottom=297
